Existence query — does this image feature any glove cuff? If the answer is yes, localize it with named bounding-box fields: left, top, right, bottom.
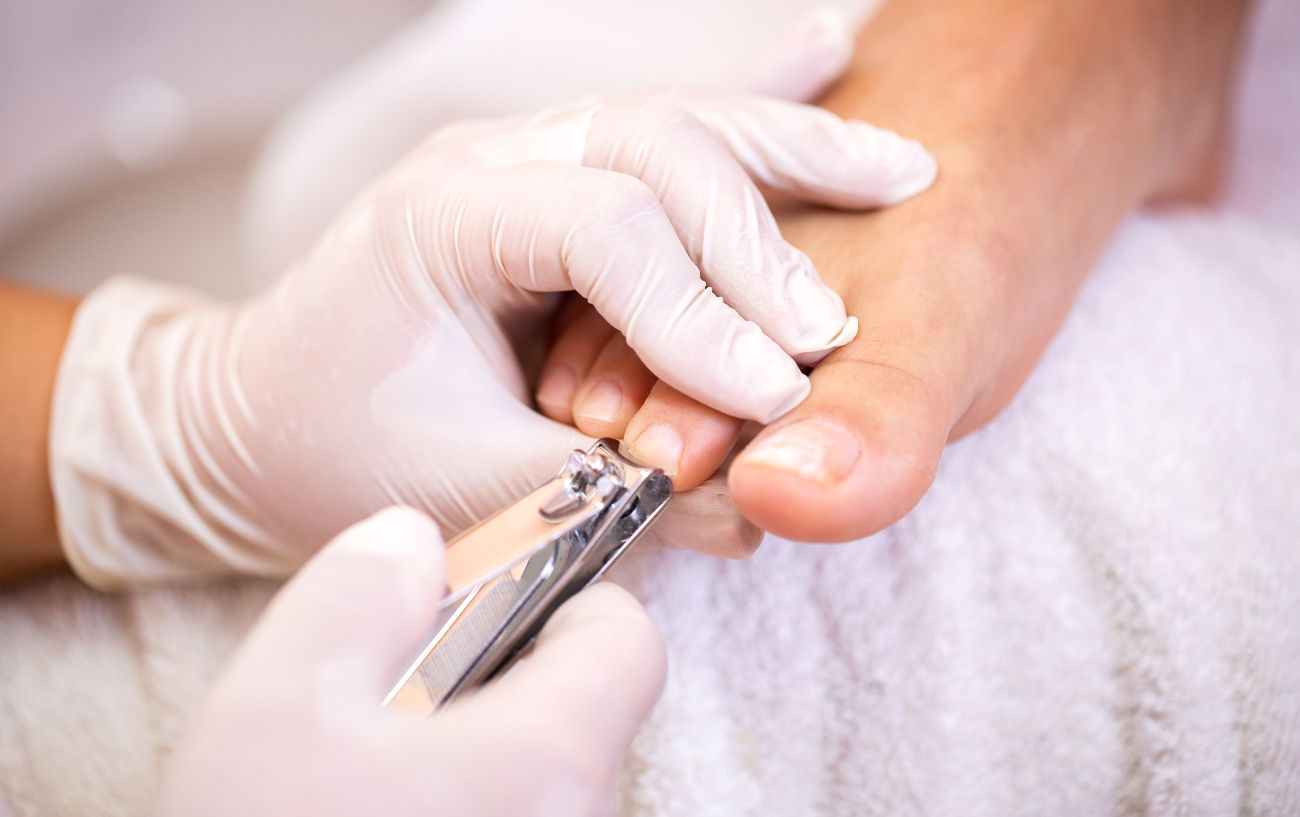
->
left=50, top=277, right=250, bottom=589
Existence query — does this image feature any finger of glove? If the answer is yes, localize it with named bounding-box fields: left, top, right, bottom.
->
left=677, top=93, right=937, bottom=209
left=441, top=161, right=809, bottom=424
left=582, top=99, right=855, bottom=363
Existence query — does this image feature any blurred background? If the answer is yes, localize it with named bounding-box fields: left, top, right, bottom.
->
left=3, top=0, right=1296, bottom=301
left=0, top=0, right=887, bottom=299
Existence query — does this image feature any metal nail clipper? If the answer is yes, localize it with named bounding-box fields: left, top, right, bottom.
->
left=384, top=439, right=672, bottom=715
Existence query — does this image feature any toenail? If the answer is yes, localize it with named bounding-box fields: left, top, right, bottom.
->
left=537, top=364, right=577, bottom=411
left=626, top=424, right=683, bottom=477
left=574, top=379, right=624, bottom=425
left=734, top=417, right=860, bottom=485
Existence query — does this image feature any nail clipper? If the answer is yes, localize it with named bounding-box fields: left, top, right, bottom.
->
left=384, top=439, right=671, bottom=714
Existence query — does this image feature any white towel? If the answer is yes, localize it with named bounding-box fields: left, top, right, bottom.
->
left=613, top=207, right=1300, bottom=815
left=1, top=0, right=1297, bottom=814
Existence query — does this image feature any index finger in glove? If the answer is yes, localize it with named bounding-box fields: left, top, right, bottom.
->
left=448, top=95, right=935, bottom=365
left=432, top=161, right=809, bottom=423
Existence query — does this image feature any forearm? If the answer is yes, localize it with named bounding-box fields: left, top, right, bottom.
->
left=0, top=285, right=75, bottom=580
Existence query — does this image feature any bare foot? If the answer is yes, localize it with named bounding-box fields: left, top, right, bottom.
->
left=537, top=0, right=1252, bottom=543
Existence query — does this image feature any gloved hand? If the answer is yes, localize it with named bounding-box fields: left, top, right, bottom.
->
left=155, top=507, right=665, bottom=817
left=51, top=91, right=935, bottom=587
left=226, top=5, right=876, bottom=568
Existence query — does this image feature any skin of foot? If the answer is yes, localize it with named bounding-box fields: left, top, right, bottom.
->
left=535, top=0, right=1252, bottom=542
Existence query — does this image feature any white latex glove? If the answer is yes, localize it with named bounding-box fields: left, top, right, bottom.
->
left=51, top=91, right=935, bottom=588
left=225, top=5, right=868, bottom=571
left=155, top=507, right=665, bottom=817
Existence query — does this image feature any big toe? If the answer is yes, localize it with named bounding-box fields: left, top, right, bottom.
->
left=728, top=356, right=951, bottom=542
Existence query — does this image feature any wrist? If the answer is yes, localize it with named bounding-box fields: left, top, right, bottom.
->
left=48, top=278, right=274, bottom=587
left=0, top=286, right=76, bottom=580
